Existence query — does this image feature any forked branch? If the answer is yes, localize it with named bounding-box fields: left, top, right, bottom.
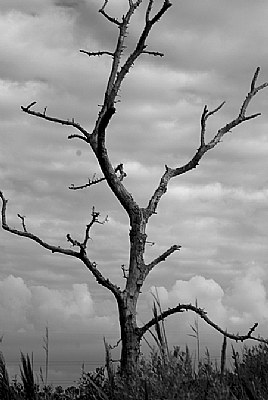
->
left=146, top=67, right=268, bottom=217
left=66, top=206, right=108, bottom=250
left=20, top=1, right=171, bottom=219
left=110, top=0, right=172, bottom=105
left=0, top=190, right=121, bottom=300
left=90, top=1, right=172, bottom=216
left=200, top=101, right=225, bottom=146
left=99, top=0, right=121, bottom=26
left=0, top=190, right=80, bottom=258
left=138, top=302, right=266, bottom=344
left=94, top=0, right=171, bottom=136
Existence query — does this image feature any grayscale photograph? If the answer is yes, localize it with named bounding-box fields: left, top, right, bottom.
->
left=1, top=1, right=268, bottom=398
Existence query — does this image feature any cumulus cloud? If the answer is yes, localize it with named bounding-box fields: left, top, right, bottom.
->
left=0, top=275, right=32, bottom=332
left=0, top=275, right=112, bottom=334
left=149, top=266, right=268, bottom=339
left=0, top=275, right=118, bottom=386
left=150, top=275, right=226, bottom=327
left=225, top=266, right=268, bottom=325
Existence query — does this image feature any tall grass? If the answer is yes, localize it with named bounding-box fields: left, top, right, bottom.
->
left=0, top=351, right=12, bottom=400
left=1, top=341, right=268, bottom=399
left=1, top=321, right=268, bottom=399
left=20, top=352, right=36, bottom=400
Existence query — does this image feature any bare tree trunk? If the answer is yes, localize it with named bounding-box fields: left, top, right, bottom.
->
left=118, top=296, right=141, bottom=376
left=117, top=212, right=147, bottom=375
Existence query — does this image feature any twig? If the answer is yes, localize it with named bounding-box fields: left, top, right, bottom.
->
left=69, top=175, right=106, bottom=190
left=80, top=50, right=114, bottom=57
left=69, top=163, right=126, bottom=190
left=200, top=102, right=225, bottom=146
left=67, top=207, right=108, bottom=250
left=142, top=50, right=164, bottom=57
left=21, top=102, right=91, bottom=141
left=99, top=0, right=121, bottom=25
left=17, top=214, right=27, bottom=232
left=146, top=0, right=154, bottom=22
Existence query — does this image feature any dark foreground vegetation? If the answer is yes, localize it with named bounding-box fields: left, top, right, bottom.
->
left=1, top=341, right=268, bottom=400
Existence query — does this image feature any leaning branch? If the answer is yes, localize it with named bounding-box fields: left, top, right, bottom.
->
left=146, top=67, right=268, bottom=217
left=138, top=302, right=266, bottom=345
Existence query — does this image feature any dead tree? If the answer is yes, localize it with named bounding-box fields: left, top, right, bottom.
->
left=1, top=0, right=268, bottom=377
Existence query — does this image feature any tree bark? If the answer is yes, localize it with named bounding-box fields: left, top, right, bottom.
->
left=117, top=294, right=141, bottom=376
left=118, top=210, right=147, bottom=375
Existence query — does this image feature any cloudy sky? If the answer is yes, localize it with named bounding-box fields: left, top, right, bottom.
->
left=1, top=0, right=268, bottom=387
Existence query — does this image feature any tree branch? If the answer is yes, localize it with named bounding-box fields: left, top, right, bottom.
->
left=67, top=134, right=88, bottom=142
left=150, top=0, right=172, bottom=25
left=146, top=244, right=181, bottom=275
left=69, top=175, right=106, bottom=190
left=0, top=190, right=80, bottom=258
left=90, top=0, right=171, bottom=218
left=66, top=207, right=108, bottom=250
left=146, top=0, right=154, bottom=22
left=146, top=165, right=173, bottom=216
left=69, top=163, right=126, bottom=190
left=17, top=214, right=27, bottom=233
left=0, top=190, right=122, bottom=300
left=111, top=0, right=172, bottom=105
left=200, top=102, right=225, bottom=146
left=138, top=302, right=266, bottom=345
left=142, top=50, right=164, bottom=57
left=80, top=50, right=114, bottom=57
left=146, top=67, right=268, bottom=217
left=94, top=0, right=171, bottom=138
left=80, top=256, right=122, bottom=301
left=99, top=0, right=121, bottom=26
left=21, top=102, right=91, bottom=141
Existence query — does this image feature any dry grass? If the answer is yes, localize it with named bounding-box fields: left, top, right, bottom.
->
left=1, top=314, right=268, bottom=400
